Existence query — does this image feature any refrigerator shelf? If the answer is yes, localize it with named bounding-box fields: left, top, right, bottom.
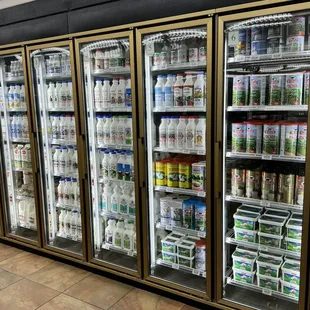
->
left=228, top=50, right=310, bottom=66
left=53, top=173, right=78, bottom=178
left=92, top=67, right=131, bottom=77
left=97, top=144, right=133, bottom=150
left=5, top=76, right=24, bottom=83
left=56, top=232, right=82, bottom=242
left=226, top=152, right=305, bottom=163
left=155, top=185, right=206, bottom=197
left=153, top=106, right=206, bottom=113
left=156, top=258, right=206, bottom=278
left=154, top=146, right=205, bottom=155
left=227, top=105, right=308, bottom=112
left=47, top=108, right=74, bottom=112
left=5, top=108, right=27, bottom=112
left=226, top=275, right=298, bottom=304
left=225, top=228, right=301, bottom=259
left=11, top=138, right=30, bottom=143
left=98, top=178, right=134, bottom=185
left=226, top=195, right=303, bottom=213
left=50, top=139, right=77, bottom=146
left=102, top=242, right=136, bottom=257
left=14, top=167, right=32, bottom=172
left=95, top=107, right=132, bottom=113
left=45, top=73, right=72, bottom=80
left=56, top=202, right=80, bottom=211
left=100, top=210, right=135, bottom=220
left=151, top=61, right=206, bottom=72
left=16, top=195, right=34, bottom=201
left=156, top=222, right=205, bottom=238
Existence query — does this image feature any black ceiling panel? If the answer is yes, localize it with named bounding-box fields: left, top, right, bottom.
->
left=0, top=13, right=68, bottom=45
left=67, top=0, right=118, bottom=10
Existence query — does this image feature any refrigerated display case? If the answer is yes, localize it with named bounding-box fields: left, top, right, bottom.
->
left=26, top=41, right=87, bottom=258
left=216, top=3, right=310, bottom=310
left=0, top=48, right=41, bottom=245
left=75, top=31, right=141, bottom=275
left=136, top=18, right=213, bottom=297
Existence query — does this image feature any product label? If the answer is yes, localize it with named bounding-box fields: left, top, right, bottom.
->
left=164, top=86, right=173, bottom=107
left=155, top=87, right=163, bottom=107
left=177, top=129, right=185, bottom=148
left=186, top=129, right=195, bottom=149
left=188, top=48, right=198, bottom=62
left=120, top=199, right=127, bottom=214
left=194, top=86, right=204, bottom=107
left=183, top=86, right=194, bottom=106
left=128, top=200, right=135, bottom=216
left=111, top=197, right=118, bottom=212
left=168, top=129, right=176, bottom=147
left=123, top=235, right=131, bottom=249
left=174, top=86, right=183, bottom=106
left=232, top=76, right=247, bottom=106
left=114, top=232, right=122, bottom=247
left=125, top=89, right=132, bottom=107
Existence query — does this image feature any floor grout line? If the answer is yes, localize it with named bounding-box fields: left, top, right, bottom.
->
left=106, top=286, right=134, bottom=310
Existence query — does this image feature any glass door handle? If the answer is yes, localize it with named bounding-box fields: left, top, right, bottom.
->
left=138, top=137, right=146, bottom=188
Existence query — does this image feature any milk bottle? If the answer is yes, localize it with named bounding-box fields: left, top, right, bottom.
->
left=117, top=152, right=125, bottom=180
left=113, top=220, right=124, bottom=248
left=47, top=82, right=54, bottom=109
left=123, top=223, right=135, bottom=250
left=167, top=116, right=178, bottom=149
left=67, top=146, right=74, bottom=174
left=102, top=78, right=110, bottom=108
left=194, top=72, right=205, bottom=107
left=69, top=116, right=76, bottom=142
left=177, top=41, right=188, bottom=63
left=186, top=116, right=196, bottom=149
left=125, top=78, right=132, bottom=108
left=110, top=78, right=118, bottom=108
left=117, top=77, right=125, bottom=107
left=105, top=219, right=116, bottom=244
left=195, top=117, right=206, bottom=150
left=124, top=116, right=132, bottom=145
left=101, top=151, right=109, bottom=178
left=103, top=115, right=111, bottom=145
left=159, top=116, right=168, bottom=148
left=164, top=74, right=174, bottom=107
left=177, top=116, right=187, bottom=149
left=60, top=114, right=68, bottom=140
left=13, top=85, right=21, bottom=108
left=128, top=191, right=135, bottom=216
left=52, top=115, right=60, bottom=140
left=67, top=81, right=73, bottom=108
left=8, top=85, right=14, bottom=108
left=96, top=115, right=104, bottom=145
left=94, top=79, right=103, bottom=109
left=183, top=73, right=194, bottom=106
left=77, top=213, right=82, bottom=239
left=109, top=151, right=118, bottom=179
left=174, top=74, right=183, bottom=106
left=64, top=211, right=71, bottom=235
left=53, top=146, right=61, bottom=174
left=72, top=147, right=78, bottom=176
left=119, top=186, right=130, bottom=215
left=124, top=152, right=132, bottom=181
left=110, top=116, right=118, bottom=145
left=111, top=186, right=120, bottom=213
left=116, top=116, right=125, bottom=145
left=59, top=210, right=66, bottom=233
left=72, top=178, right=80, bottom=207
left=16, top=115, right=22, bottom=139
left=59, top=146, right=67, bottom=175
left=64, top=178, right=71, bottom=205
left=54, top=82, right=61, bottom=109
left=155, top=75, right=163, bottom=108
left=58, top=178, right=65, bottom=204
left=60, top=82, right=67, bottom=108
left=101, top=184, right=112, bottom=212
left=11, top=115, right=18, bottom=139
left=20, top=85, right=25, bottom=108
left=70, top=211, right=78, bottom=238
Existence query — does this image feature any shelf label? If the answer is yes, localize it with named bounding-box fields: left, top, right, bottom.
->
left=262, top=288, right=272, bottom=296
left=251, top=56, right=259, bottom=60
left=259, top=246, right=268, bottom=251
left=197, top=150, right=205, bottom=155
left=103, top=243, right=110, bottom=250
left=260, top=200, right=270, bottom=207
left=262, top=154, right=272, bottom=160
left=183, top=150, right=190, bottom=154
left=197, top=192, right=205, bottom=197
left=192, top=269, right=200, bottom=276
left=172, top=263, right=179, bottom=270
left=228, top=31, right=239, bottom=47
left=272, top=53, right=282, bottom=59
left=197, top=232, right=205, bottom=238
left=128, top=251, right=134, bottom=257
left=165, top=225, right=172, bottom=231
left=166, top=187, right=174, bottom=193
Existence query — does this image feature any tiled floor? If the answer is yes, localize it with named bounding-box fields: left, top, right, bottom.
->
left=0, top=243, right=200, bottom=310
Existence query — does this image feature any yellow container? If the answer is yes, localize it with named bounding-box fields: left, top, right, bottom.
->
left=167, top=162, right=179, bottom=187
left=155, top=160, right=167, bottom=186
left=179, top=162, right=192, bottom=189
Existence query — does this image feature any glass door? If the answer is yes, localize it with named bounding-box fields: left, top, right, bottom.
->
left=27, top=41, right=86, bottom=258
left=75, top=31, right=141, bottom=275
left=0, top=48, right=40, bottom=245
left=136, top=18, right=213, bottom=297
left=216, top=4, right=310, bottom=310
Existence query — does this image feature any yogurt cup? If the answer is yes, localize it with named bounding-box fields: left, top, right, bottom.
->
left=256, top=254, right=283, bottom=278
left=281, top=280, right=300, bottom=299
left=259, top=215, right=286, bottom=236
left=257, top=274, right=280, bottom=291
left=177, top=254, right=195, bottom=268
left=285, top=237, right=301, bottom=253
left=258, top=231, right=283, bottom=248
left=232, top=249, right=257, bottom=272
left=162, top=251, right=176, bottom=263
left=237, top=204, right=263, bottom=215
left=234, top=227, right=258, bottom=243
left=264, top=209, right=290, bottom=219
left=233, top=268, right=256, bottom=284
left=286, top=219, right=302, bottom=239
left=234, top=211, right=260, bottom=230
left=281, top=260, right=300, bottom=285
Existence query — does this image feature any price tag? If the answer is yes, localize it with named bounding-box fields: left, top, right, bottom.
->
left=103, top=243, right=110, bottom=250
left=192, top=269, right=200, bottom=276
left=272, top=53, right=282, bottom=59
left=197, top=150, right=205, bottom=155
left=262, top=288, right=272, bottom=296
left=198, top=232, right=205, bottom=238
left=166, top=187, right=174, bottom=193
left=172, top=263, right=179, bottom=270
left=260, top=200, right=270, bottom=207
left=197, top=192, right=206, bottom=197
left=128, top=251, right=134, bottom=257
left=183, top=108, right=188, bottom=112
left=228, top=30, right=239, bottom=47
left=157, top=186, right=164, bottom=191
left=259, top=246, right=268, bottom=251
left=183, top=150, right=190, bottom=154
left=262, top=154, right=272, bottom=160
left=165, top=225, right=172, bottom=231
left=251, top=56, right=259, bottom=61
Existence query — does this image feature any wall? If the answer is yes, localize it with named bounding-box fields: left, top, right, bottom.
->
left=0, top=0, right=300, bottom=45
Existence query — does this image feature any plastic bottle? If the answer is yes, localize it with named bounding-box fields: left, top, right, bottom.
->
left=123, top=223, right=135, bottom=250
left=59, top=146, right=67, bottom=175
left=60, top=82, right=67, bottom=108
left=96, top=115, right=104, bottom=145
left=59, top=210, right=65, bottom=233
left=101, top=151, right=109, bottom=178
left=177, top=116, right=187, bottom=149
left=53, top=146, right=61, bottom=174
left=8, top=85, right=14, bottom=108
left=69, top=116, right=76, bottom=142
left=70, top=211, right=78, bottom=237
left=101, top=185, right=112, bottom=212
left=110, top=186, right=120, bottom=213
left=67, top=146, right=74, bottom=175
left=95, top=49, right=104, bottom=70
left=71, top=178, right=77, bottom=204
left=20, top=85, right=25, bottom=108
left=164, top=74, right=174, bottom=107
left=155, top=75, right=163, bottom=108
left=110, top=78, right=118, bottom=108
left=124, top=116, right=132, bottom=145
left=186, top=116, right=196, bottom=149
left=158, top=116, right=168, bottom=148
left=167, top=116, right=178, bottom=149
left=188, top=39, right=199, bottom=63
left=52, top=115, right=60, bottom=140
left=103, top=115, right=111, bottom=145
left=116, top=116, right=125, bottom=145
left=94, top=79, right=103, bottom=110
left=117, top=152, right=125, bottom=180
left=22, top=114, right=29, bottom=139
left=183, top=73, right=194, bottom=106
left=199, top=41, right=207, bottom=62
left=119, top=186, right=130, bottom=215
left=57, top=178, right=65, bottom=204
left=77, top=213, right=82, bottom=239
left=72, top=147, right=78, bottom=176
left=102, top=78, right=110, bottom=108
left=11, top=115, right=18, bottom=139
left=195, top=117, right=206, bottom=150
left=13, top=85, right=21, bottom=108
left=105, top=219, right=116, bottom=244
left=117, top=77, right=125, bottom=107
left=110, top=116, right=118, bottom=145
left=47, top=82, right=54, bottom=109
left=133, top=231, right=137, bottom=252
left=124, top=152, right=132, bottom=181
left=125, top=78, right=132, bottom=108
left=67, top=81, right=73, bottom=108
left=128, top=191, right=136, bottom=216
left=194, top=72, right=205, bottom=107
left=16, top=115, right=22, bottom=139
left=64, top=178, right=71, bottom=205
left=109, top=151, right=118, bottom=179
left=113, top=220, right=124, bottom=248
left=60, top=114, right=68, bottom=141
left=64, top=211, right=71, bottom=236
left=177, top=40, right=188, bottom=63
left=173, top=74, right=184, bottom=106
left=54, top=82, right=61, bottom=109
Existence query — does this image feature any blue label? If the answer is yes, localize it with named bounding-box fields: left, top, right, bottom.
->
left=125, top=89, right=132, bottom=107
left=155, top=87, right=162, bottom=107
left=164, top=86, right=173, bottom=106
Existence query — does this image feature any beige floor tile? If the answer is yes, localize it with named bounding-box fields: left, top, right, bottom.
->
left=0, top=243, right=22, bottom=262
left=182, top=305, right=201, bottom=310
left=109, top=288, right=184, bottom=310
left=64, top=274, right=132, bottom=309
left=37, top=294, right=101, bottom=310
left=0, top=278, right=59, bottom=310
left=27, top=261, right=90, bottom=292
left=0, top=269, right=22, bottom=289
left=0, top=251, right=54, bottom=277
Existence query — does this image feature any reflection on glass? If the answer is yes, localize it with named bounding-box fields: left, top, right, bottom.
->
left=222, top=12, right=308, bottom=310
left=80, top=37, right=137, bottom=271
left=142, top=26, right=208, bottom=293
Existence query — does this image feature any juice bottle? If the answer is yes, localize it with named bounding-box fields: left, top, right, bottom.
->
left=194, top=72, right=205, bottom=107
left=183, top=73, right=194, bottom=106
left=159, top=116, right=168, bottom=148
left=177, top=116, right=187, bottom=149
left=173, top=74, right=183, bottom=106
left=167, top=116, right=178, bottom=149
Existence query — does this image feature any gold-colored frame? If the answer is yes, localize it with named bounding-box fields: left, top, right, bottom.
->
left=0, top=47, right=41, bottom=247
left=216, top=3, right=310, bottom=310
left=136, top=17, right=213, bottom=300
left=74, top=31, right=142, bottom=278
left=26, top=40, right=88, bottom=260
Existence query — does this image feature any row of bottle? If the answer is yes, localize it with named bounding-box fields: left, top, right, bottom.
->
left=5, top=114, right=29, bottom=140
left=93, top=46, right=130, bottom=71
left=104, top=219, right=136, bottom=251
left=57, top=178, right=80, bottom=206
left=100, top=184, right=135, bottom=216
left=96, top=115, right=133, bottom=146
left=45, top=54, right=71, bottom=75
left=155, top=73, right=206, bottom=108
left=53, top=146, right=78, bottom=176
left=94, top=78, right=131, bottom=109
left=49, top=114, right=76, bottom=142
left=95, top=149, right=134, bottom=181
left=6, top=60, right=23, bottom=78
left=57, top=210, right=82, bottom=239
left=158, top=116, right=206, bottom=150
left=0, top=85, right=26, bottom=109
left=47, top=82, right=74, bottom=110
